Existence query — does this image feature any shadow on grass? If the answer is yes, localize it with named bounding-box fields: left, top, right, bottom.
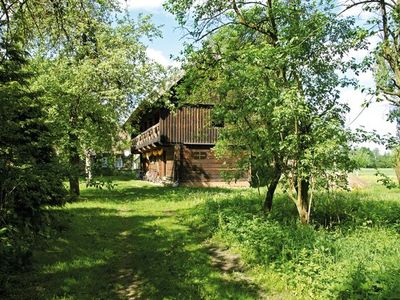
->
left=81, top=183, right=235, bottom=204
left=9, top=206, right=259, bottom=299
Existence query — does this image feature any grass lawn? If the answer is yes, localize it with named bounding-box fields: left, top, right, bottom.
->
left=6, top=169, right=400, bottom=299
left=7, top=180, right=259, bottom=299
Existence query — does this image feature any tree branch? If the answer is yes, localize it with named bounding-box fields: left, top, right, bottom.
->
left=231, top=0, right=277, bottom=43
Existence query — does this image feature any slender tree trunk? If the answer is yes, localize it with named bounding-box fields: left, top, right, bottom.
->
left=395, top=118, right=400, bottom=184
left=69, top=147, right=80, bottom=196
left=85, top=149, right=92, bottom=186
left=263, top=169, right=281, bottom=212
left=68, top=99, right=81, bottom=197
left=68, top=129, right=80, bottom=196
left=395, top=149, right=400, bottom=184
left=296, top=178, right=310, bottom=224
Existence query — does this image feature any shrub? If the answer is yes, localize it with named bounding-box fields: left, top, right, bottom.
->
left=0, top=41, right=67, bottom=294
left=189, top=189, right=400, bottom=299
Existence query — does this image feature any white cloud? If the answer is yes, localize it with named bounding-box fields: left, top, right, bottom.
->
left=120, top=0, right=164, bottom=10
left=338, top=21, right=395, bottom=152
left=341, top=87, right=396, bottom=152
left=146, top=48, right=181, bottom=67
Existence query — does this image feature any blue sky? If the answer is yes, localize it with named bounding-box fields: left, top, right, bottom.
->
left=123, top=0, right=396, bottom=151
left=125, top=1, right=186, bottom=66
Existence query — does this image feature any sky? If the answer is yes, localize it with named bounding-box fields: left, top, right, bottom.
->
left=122, top=0, right=396, bottom=152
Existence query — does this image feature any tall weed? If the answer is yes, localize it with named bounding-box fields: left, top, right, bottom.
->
left=190, top=189, right=400, bottom=299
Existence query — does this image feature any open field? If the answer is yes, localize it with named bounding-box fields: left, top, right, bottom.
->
left=352, top=168, right=397, bottom=185
left=5, top=169, right=400, bottom=299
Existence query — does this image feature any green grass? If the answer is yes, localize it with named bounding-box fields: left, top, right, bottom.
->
left=186, top=169, right=400, bottom=299
left=6, top=169, right=400, bottom=299
left=352, top=168, right=397, bottom=186
left=6, top=181, right=258, bottom=299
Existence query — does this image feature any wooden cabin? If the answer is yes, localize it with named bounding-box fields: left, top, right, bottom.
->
left=130, top=103, right=249, bottom=187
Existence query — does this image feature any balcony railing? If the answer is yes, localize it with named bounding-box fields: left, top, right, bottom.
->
left=133, top=123, right=161, bottom=150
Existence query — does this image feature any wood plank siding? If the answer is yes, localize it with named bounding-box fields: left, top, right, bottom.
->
left=159, top=106, right=218, bottom=145
left=132, top=104, right=249, bottom=187
left=180, top=145, right=249, bottom=187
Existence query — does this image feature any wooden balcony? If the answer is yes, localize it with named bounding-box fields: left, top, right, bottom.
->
left=133, top=123, right=161, bottom=150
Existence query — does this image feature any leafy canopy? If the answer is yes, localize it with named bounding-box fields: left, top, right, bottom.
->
left=167, top=0, right=367, bottom=223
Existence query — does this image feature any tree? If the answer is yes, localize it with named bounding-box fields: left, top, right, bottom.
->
left=0, top=38, right=67, bottom=287
left=167, top=0, right=365, bottom=223
left=31, top=17, right=163, bottom=196
left=375, top=150, right=395, bottom=168
left=351, top=147, right=376, bottom=168
left=0, top=0, right=163, bottom=288
left=344, top=0, right=400, bottom=183
left=343, top=1, right=400, bottom=107
left=1, top=1, right=164, bottom=196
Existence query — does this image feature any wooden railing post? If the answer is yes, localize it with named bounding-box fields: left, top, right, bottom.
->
left=133, top=123, right=160, bottom=149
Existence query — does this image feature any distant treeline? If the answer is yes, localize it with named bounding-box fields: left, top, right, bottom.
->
left=351, top=147, right=394, bottom=169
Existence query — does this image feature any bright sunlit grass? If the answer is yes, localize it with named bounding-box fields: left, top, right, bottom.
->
left=6, top=169, right=400, bottom=299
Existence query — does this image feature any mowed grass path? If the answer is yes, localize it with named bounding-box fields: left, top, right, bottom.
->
left=8, top=180, right=259, bottom=300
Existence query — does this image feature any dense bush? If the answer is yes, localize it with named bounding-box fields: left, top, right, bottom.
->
left=189, top=189, right=400, bottom=299
left=0, top=42, right=67, bottom=293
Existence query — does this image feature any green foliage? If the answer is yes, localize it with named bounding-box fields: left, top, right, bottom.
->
left=86, top=177, right=117, bottom=190
left=30, top=14, right=164, bottom=195
left=351, top=147, right=395, bottom=168
left=375, top=170, right=399, bottom=189
left=168, top=0, right=367, bottom=222
left=363, top=1, right=400, bottom=109
left=347, top=1, right=400, bottom=169
left=2, top=0, right=166, bottom=196
left=351, top=147, right=398, bottom=188
left=375, top=152, right=395, bottom=168
left=5, top=179, right=259, bottom=299
left=0, top=40, right=67, bottom=292
left=351, top=147, right=375, bottom=168
left=190, top=185, right=400, bottom=299
left=4, top=175, right=400, bottom=299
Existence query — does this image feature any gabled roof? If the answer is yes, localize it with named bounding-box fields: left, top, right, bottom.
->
left=123, top=70, right=184, bottom=129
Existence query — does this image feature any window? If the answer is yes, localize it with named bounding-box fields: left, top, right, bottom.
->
left=101, top=157, right=108, bottom=168
left=115, top=157, right=123, bottom=170
left=192, top=151, right=207, bottom=160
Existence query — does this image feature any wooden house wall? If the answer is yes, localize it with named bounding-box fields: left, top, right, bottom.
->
left=147, top=158, right=159, bottom=174
left=160, top=106, right=218, bottom=145
left=165, top=147, right=175, bottom=178
left=179, top=146, right=243, bottom=183
left=142, top=147, right=175, bottom=179
left=141, top=145, right=249, bottom=187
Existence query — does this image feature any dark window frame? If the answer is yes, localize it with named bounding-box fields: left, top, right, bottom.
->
left=192, top=151, right=208, bottom=160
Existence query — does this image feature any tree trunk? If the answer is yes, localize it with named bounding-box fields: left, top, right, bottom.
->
left=68, top=131, right=80, bottom=197
left=395, top=150, right=400, bottom=184
left=296, top=178, right=310, bottom=224
left=68, top=101, right=80, bottom=197
left=85, top=149, right=92, bottom=186
left=263, top=169, right=281, bottom=212
left=69, top=150, right=80, bottom=196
